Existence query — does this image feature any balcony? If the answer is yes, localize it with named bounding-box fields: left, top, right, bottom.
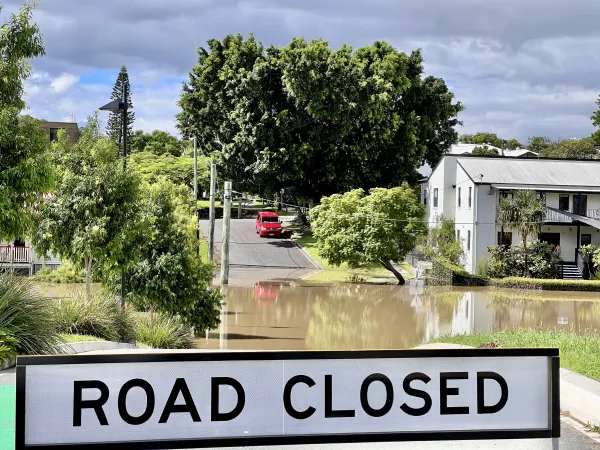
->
left=496, top=207, right=600, bottom=224
left=0, top=246, right=31, bottom=265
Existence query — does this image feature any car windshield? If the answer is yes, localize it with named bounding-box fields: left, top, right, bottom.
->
left=262, top=217, right=279, bottom=223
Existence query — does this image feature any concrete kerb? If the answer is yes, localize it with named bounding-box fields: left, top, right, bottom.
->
left=290, top=237, right=324, bottom=271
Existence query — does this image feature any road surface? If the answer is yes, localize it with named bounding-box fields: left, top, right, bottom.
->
left=199, top=218, right=320, bottom=271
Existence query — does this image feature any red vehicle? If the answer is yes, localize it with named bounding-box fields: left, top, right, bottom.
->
left=256, top=211, right=283, bottom=237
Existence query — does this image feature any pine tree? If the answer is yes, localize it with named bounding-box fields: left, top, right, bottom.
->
left=106, top=66, right=135, bottom=151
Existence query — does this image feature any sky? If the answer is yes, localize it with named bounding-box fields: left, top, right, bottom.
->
left=5, top=0, right=600, bottom=143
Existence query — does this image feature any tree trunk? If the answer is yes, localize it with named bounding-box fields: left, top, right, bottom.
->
left=84, top=256, right=92, bottom=303
left=522, top=232, right=529, bottom=277
left=379, top=258, right=405, bottom=285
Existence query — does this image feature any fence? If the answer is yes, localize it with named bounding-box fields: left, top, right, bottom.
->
left=0, top=246, right=31, bottom=264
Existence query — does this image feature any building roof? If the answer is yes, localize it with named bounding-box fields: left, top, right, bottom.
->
left=449, top=143, right=537, bottom=158
left=456, top=156, right=600, bottom=190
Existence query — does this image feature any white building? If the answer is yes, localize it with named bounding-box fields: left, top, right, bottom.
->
left=421, top=155, right=600, bottom=276
left=448, top=143, right=538, bottom=158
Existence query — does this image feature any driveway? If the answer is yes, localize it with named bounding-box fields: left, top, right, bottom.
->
left=199, top=219, right=319, bottom=269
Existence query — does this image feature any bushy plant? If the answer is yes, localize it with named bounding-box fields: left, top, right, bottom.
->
left=32, top=260, right=85, bottom=283
left=492, top=277, right=600, bottom=291
left=0, top=274, right=62, bottom=355
left=487, top=245, right=519, bottom=278
left=419, top=216, right=463, bottom=266
left=136, top=312, right=194, bottom=349
left=54, top=291, right=136, bottom=343
left=487, top=241, right=559, bottom=279
left=0, top=330, right=19, bottom=364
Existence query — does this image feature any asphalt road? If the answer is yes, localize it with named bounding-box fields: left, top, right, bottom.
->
left=199, top=219, right=320, bottom=270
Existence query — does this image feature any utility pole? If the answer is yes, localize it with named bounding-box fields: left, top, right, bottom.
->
left=238, top=196, right=242, bottom=219
left=208, top=164, right=217, bottom=262
left=220, top=181, right=232, bottom=285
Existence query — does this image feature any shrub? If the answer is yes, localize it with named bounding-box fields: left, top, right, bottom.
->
left=136, top=312, right=194, bottom=349
left=0, top=330, right=19, bottom=364
left=419, top=216, right=463, bottom=266
left=492, top=277, right=600, bottom=291
left=32, top=260, right=85, bottom=283
left=0, top=274, right=62, bottom=355
left=487, top=241, right=559, bottom=279
left=431, top=257, right=487, bottom=286
left=54, top=291, right=136, bottom=343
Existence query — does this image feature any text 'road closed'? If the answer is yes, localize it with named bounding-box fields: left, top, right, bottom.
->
left=16, top=350, right=560, bottom=449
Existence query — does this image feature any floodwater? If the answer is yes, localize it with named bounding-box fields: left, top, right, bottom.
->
left=197, top=282, right=600, bottom=351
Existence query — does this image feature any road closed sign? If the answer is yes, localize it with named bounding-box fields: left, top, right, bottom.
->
left=15, top=349, right=559, bottom=449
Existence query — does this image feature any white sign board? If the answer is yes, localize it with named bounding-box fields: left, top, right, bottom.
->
left=15, top=349, right=560, bottom=449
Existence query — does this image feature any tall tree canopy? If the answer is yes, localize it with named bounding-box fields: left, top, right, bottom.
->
left=528, top=136, right=598, bottom=159
left=0, top=1, right=53, bottom=241
left=129, top=129, right=187, bottom=156
left=310, top=185, right=427, bottom=284
left=106, top=66, right=135, bottom=148
left=178, top=35, right=463, bottom=202
left=460, top=133, right=522, bottom=149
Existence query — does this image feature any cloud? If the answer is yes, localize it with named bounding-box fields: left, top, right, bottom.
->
left=5, top=0, right=600, bottom=142
left=50, top=73, right=79, bottom=93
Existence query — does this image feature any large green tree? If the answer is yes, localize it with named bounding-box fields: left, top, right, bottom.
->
left=101, top=180, right=221, bottom=330
left=129, top=129, right=186, bottom=156
left=32, top=114, right=144, bottom=298
left=532, top=137, right=598, bottom=159
left=460, top=133, right=522, bottom=150
left=178, top=35, right=463, bottom=202
left=0, top=1, right=53, bottom=241
left=106, top=66, right=135, bottom=148
left=471, top=145, right=499, bottom=156
left=310, top=185, right=427, bottom=284
left=497, top=190, right=546, bottom=276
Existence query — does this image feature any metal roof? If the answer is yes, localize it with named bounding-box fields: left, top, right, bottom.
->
left=456, top=157, right=600, bottom=188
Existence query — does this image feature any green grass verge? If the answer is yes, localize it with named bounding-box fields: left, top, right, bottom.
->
left=58, top=333, right=105, bottom=343
left=492, top=277, right=600, bottom=291
left=0, top=386, right=15, bottom=450
left=294, top=233, right=413, bottom=283
left=429, top=329, right=600, bottom=381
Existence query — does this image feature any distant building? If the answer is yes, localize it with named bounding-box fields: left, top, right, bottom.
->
left=448, top=143, right=538, bottom=158
left=39, top=121, right=79, bottom=143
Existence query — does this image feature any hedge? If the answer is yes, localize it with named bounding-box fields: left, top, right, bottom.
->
left=492, top=277, right=600, bottom=291
left=430, top=257, right=488, bottom=286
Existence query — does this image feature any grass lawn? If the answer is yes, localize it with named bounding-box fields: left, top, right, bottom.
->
left=429, top=329, right=600, bottom=382
left=295, top=232, right=414, bottom=283
left=59, top=333, right=105, bottom=343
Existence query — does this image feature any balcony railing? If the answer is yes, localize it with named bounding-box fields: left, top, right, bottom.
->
left=0, top=246, right=31, bottom=264
left=496, top=206, right=600, bottom=224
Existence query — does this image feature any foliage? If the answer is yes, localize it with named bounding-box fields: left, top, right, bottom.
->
left=487, top=241, right=559, bottom=279
left=31, top=114, right=146, bottom=298
left=460, top=133, right=522, bottom=150
left=579, top=244, right=599, bottom=262
left=59, top=333, right=104, bottom=343
left=526, top=136, right=554, bottom=154
left=491, top=277, right=600, bottom=291
left=106, top=65, right=134, bottom=147
left=178, top=34, right=463, bottom=202
left=593, top=246, right=600, bottom=270
left=32, top=261, right=85, bottom=283
left=0, top=2, right=53, bottom=242
left=130, top=130, right=188, bottom=157
left=0, top=330, right=19, bottom=363
left=128, top=151, right=210, bottom=193
left=475, top=256, right=489, bottom=278
left=497, top=190, right=546, bottom=275
left=505, top=138, right=522, bottom=150
left=421, top=216, right=463, bottom=265
left=471, top=145, right=499, bottom=156
left=136, top=312, right=194, bottom=349
left=54, top=291, right=136, bottom=343
left=430, top=257, right=487, bottom=286
left=101, top=180, right=222, bottom=330
left=310, top=185, right=427, bottom=284
left=428, top=328, right=600, bottom=381
left=539, top=137, right=598, bottom=159
left=0, top=274, right=62, bottom=355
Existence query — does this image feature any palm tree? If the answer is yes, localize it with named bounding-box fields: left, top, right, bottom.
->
left=498, top=190, right=546, bottom=276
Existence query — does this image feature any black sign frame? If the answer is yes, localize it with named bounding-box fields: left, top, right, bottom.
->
left=15, top=348, right=560, bottom=449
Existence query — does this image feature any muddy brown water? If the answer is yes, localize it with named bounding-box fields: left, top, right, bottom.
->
left=197, top=283, right=600, bottom=351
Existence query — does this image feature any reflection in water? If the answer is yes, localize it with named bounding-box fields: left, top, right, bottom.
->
left=196, top=282, right=600, bottom=350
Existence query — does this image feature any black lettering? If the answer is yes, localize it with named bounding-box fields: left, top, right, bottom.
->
left=159, top=378, right=201, bottom=423
left=283, top=375, right=316, bottom=420
left=211, top=377, right=245, bottom=421
left=73, top=380, right=109, bottom=426
left=400, top=372, right=432, bottom=417
left=440, top=372, right=469, bottom=415
left=477, top=372, right=509, bottom=414
left=360, top=374, right=393, bottom=417
left=325, top=375, right=355, bottom=418
left=118, top=379, right=155, bottom=425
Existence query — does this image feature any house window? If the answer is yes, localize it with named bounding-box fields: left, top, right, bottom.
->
left=456, top=229, right=460, bottom=240
left=433, top=188, right=438, bottom=208
left=559, top=194, right=569, bottom=212
left=581, top=234, right=592, bottom=246
left=497, top=232, right=512, bottom=246
left=49, top=128, right=61, bottom=142
left=458, top=187, right=462, bottom=208
left=573, top=195, right=587, bottom=216
left=467, top=230, right=471, bottom=251
left=468, top=187, right=472, bottom=209
left=423, top=189, right=428, bottom=205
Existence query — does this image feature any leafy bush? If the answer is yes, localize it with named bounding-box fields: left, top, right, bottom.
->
left=492, top=277, right=600, bottom=291
left=55, top=291, right=136, bottom=343
left=0, top=274, right=62, bottom=355
left=136, top=312, right=194, bottom=349
left=32, top=260, right=85, bottom=283
left=487, top=241, right=559, bottom=279
left=419, top=216, right=463, bottom=266
left=475, top=256, right=489, bottom=278
left=0, top=330, right=19, bottom=364
left=432, top=257, right=487, bottom=286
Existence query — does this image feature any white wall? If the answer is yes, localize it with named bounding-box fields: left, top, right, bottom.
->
left=474, top=185, right=498, bottom=274
left=454, top=165, right=476, bottom=272
left=545, top=192, right=600, bottom=217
